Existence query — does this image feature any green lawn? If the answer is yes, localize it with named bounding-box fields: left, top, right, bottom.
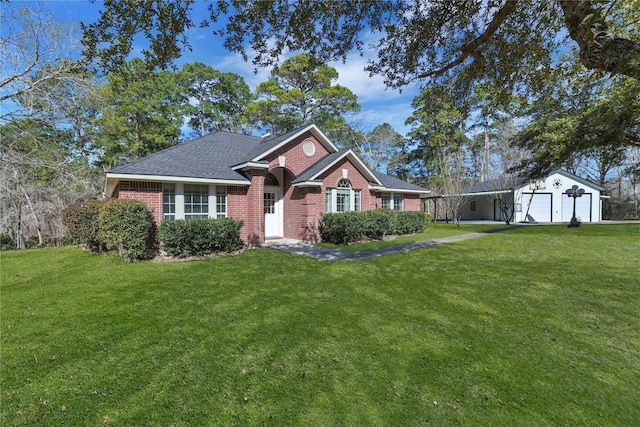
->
left=1, top=224, right=639, bottom=426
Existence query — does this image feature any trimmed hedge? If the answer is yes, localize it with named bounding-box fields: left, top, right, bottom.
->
left=61, top=201, right=107, bottom=253
left=391, top=211, right=432, bottom=235
left=363, top=209, right=392, bottom=240
left=319, top=211, right=365, bottom=245
left=98, top=199, right=157, bottom=261
left=157, top=218, right=244, bottom=257
left=321, top=209, right=431, bottom=245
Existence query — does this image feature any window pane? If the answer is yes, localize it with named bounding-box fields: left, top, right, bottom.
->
left=163, top=183, right=176, bottom=220
left=354, top=190, right=361, bottom=212
left=326, top=189, right=332, bottom=213
left=393, top=193, right=403, bottom=211
left=216, top=185, right=227, bottom=218
left=382, top=193, right=390, bottom=209
left=184, top=184, right=209, bottom=219
left=264, top=192, right=275, bottom=214
left=336, top=179, right=351, bottom=212
left=336, top=188, right=350, bottom=212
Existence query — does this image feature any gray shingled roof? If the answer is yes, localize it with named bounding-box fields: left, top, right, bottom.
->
left=463, top=177, right=525, bottom=194
left=372, top=171, right=429, bottom=192
left=108, top=126, right=430, bottom=194
left=292, top=149, right=349, bottom=184
left=108, top=132, right=261, bottom=182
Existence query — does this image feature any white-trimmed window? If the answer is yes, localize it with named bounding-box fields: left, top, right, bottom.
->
left=382, top=192, right=404, bottom=211
left=382, top=193, right=390, bottom=209
left=163, top=183, right=176, bottom=220
left=184, top=184, right=209, bottom=219
left=393, top=193, right=403, bottom=211
left=161, top=184, right=228, bottom=220
left=215, top=185, right=227, bottom=218
left=326, top=179, right=361, bottom=213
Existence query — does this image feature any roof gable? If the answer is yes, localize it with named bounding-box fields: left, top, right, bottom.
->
left=292, top=149, right=383, bottom=186
left=244, top=124, right=339, bottom=162
left=544, top=168, right=606, bottom=192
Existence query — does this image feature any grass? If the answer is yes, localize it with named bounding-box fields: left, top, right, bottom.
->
left=315, top=222, right=508, bottom=252
left=1, top=224, right=639, bottom=426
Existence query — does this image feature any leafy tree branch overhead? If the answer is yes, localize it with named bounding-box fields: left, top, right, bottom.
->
left=82, top=0, right=640, bottom=98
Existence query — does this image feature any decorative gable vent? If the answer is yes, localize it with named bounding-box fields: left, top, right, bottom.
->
left=302, top=140, right=316, bottom=156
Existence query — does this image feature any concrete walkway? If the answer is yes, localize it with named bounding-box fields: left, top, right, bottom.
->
left=262, top=227, right=516, bottom=261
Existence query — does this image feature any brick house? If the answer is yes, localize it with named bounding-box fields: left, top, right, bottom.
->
left=105, top=124, right=430, bottom=244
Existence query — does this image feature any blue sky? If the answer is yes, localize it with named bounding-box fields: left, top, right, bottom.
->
left=44, top=0, right=422, bottom=137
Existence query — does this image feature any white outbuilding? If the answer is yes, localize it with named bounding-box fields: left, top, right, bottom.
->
left=457, top=169, right=607, bottom=223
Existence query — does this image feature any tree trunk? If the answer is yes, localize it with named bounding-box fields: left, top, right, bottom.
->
left=558, top=0, right=640, bottom=80
left=17, top=181, right=44, bottom=245
left=482, top=125, right=490, bottom=182
left=199, top=109, right=206, bottom=137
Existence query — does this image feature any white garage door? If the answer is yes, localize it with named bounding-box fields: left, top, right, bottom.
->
left=562, top=193, right=592, bottom=222
left=522, top=193, right=552, bottom=222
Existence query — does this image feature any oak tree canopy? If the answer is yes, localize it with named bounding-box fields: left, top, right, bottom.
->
left=82, top=0, right=640, bottom=100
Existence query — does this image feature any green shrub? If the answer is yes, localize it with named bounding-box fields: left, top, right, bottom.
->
left=320, top=211, right=365, bottom=245
left=60, top=236, right=74, bottom=246
left=157, top=218, right=243, bottom=257
left=210, top=217, right=244, bottom=252
left=98, top=199, right=157, bottom=261
left=321, top=210, right=431, bottom=244
left=391, top=211, right=430, bottom=235
left=61, top=201, right=107, bottom=253
left=24, top=236, right=43, bottom=249
left=363, top=209, right=392, bottom=240
left=0, top=233, right=14, bottom=251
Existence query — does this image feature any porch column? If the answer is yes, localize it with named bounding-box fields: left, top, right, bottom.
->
left=246, top=170, right=267, bottom=244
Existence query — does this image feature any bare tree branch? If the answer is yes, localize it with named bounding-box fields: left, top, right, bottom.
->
left=417, top=1, right=519, bottom=79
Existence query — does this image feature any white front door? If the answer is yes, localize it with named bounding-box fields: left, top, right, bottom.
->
left=264, top=186, right=281, bottom=238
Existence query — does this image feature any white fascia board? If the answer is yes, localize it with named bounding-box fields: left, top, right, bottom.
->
left=292, top=180, right=323, bottom=188
left=231, top=161, right=269, bottom=171
left=251, top=124, right=339, bottom=161
left=389, top=188, right=431, bottom=194
left=368, top=185, right=430, bottom=194
left=106, top=173, right=250, bottom=186
left=460, top=190, right=513, bottom=197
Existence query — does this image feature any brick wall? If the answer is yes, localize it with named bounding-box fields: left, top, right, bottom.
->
left=266, top=133, right=330, bottom=176
left=320, top=159, right=380, bottom=210
left=264, top=132, right=332, bottom=242
left=244, top=171, right=266, bottom=244
left=117, top=181, right=163, bottom=224
left=404, top=194, right=421, bottom=211
left=227, top=185, right=251, bottom=241
left=113, top=130, right=423, bottom=245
